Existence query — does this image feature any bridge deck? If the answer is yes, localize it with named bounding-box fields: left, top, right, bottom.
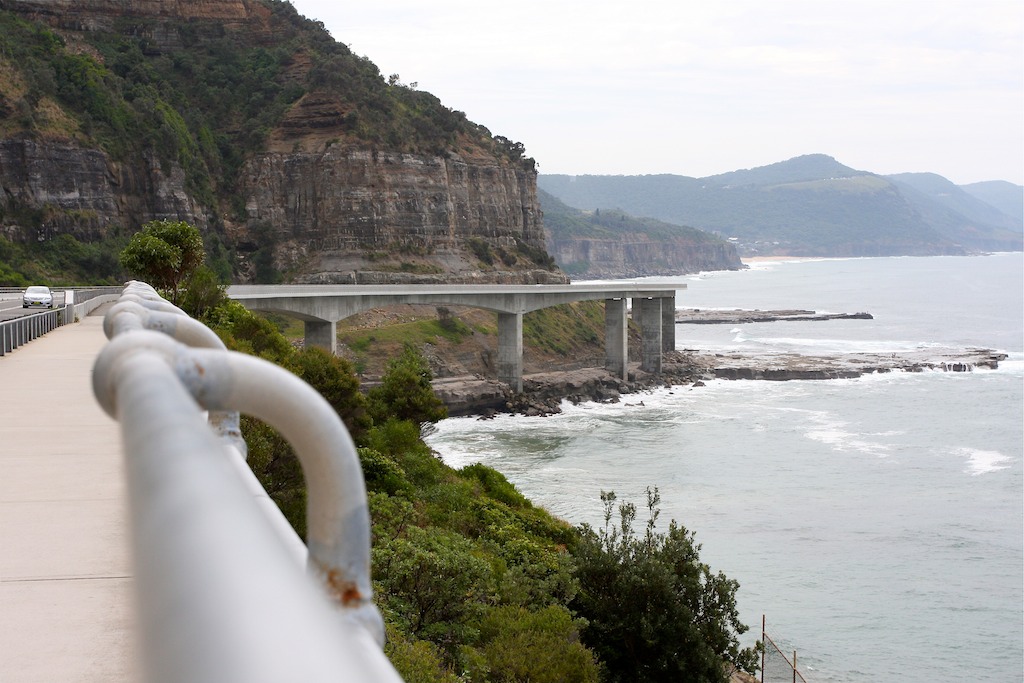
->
left=0, top=312, right=135, bottom=681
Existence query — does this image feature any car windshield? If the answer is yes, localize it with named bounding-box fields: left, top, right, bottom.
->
left=26, top=287, right=50, bottom=294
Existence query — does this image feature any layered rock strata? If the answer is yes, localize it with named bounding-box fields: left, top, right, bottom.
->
left=547, top=237, right=742, bottom=277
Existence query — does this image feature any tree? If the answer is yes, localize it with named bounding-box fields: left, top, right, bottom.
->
left=287, top=346, right=371, bottom=444
left=119, top=219, right=205, bottom=304
left=571, top=488, right=759, bottom=683
left=367, top=344, right=447, bottom=426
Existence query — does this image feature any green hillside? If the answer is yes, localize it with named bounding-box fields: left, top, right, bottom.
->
left=539, top=155, right=1023, bottom=256
left=961, top=181, right=1024, bottom=227
left=540, top=189, right=723, bottom=243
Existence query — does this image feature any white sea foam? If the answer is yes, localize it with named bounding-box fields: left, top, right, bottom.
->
left=729, top=335, right=950, bottom=354
left=959, top=448, right=1013, bottom=476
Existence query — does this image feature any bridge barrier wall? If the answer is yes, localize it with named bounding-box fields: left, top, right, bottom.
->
left=1, top=307, right=66, bottom=356
left=0, top=287, right=123, bottom=356
left=92, top=281, right=403, bottom=683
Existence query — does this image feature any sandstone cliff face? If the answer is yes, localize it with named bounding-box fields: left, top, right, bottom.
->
left=0, top=0, right=563, bottom=283
left=548, top=236, right=744, bottom=278
left=239, top=146, right=556, bottom=283
left=1, top=0, right=268, bottom=35
left=0, top=138, right=207, bottom=240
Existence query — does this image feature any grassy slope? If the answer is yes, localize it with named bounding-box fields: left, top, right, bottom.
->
left=263, top=300, right=632, bottom=380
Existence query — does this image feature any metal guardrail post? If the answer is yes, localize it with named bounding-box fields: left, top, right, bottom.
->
left=92, top=281, right=400, bottom=683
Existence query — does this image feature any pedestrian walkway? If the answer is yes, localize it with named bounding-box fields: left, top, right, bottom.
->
left=0, top=310, right=135, bottom=682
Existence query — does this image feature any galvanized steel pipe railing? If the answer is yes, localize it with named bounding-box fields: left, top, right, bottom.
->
left=92, top=281, right=401, bottom=683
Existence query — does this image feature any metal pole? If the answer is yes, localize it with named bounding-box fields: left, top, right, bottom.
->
left=793, top=650, right=797, bottom=683
left=761, top=615, right=766, bottom=683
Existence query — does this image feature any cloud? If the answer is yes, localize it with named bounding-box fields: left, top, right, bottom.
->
left=290, top=0, right=1024, bottom=183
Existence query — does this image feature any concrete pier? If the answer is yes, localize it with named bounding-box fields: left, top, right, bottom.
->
left=637, top=297, right=663, bottom=374
left=304, top=319, right=337, bottom=354
left=497, top=312, right=524, bottom=392
left=604, top=298, right=628, bottom=380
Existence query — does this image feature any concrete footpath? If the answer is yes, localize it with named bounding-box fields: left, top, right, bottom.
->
left=0, top=311, right=135, bottom=681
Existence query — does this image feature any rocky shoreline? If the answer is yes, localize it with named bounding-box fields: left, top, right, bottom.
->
left=677, top=308, right=873, bottom=324
left=433, top=347, right=1008, bottom=418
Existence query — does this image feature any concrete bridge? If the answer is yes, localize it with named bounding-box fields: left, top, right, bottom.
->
left=228, top=283, right=684, bottom=391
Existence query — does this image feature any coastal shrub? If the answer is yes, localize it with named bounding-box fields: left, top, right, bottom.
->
left=367, top=345, right=448, bottom=426
left=358, top=447, right=412, bottom=497
left=474, top=605, right=599, bottom=683
left=373, top=525, right=494, bottom=644
left=365, top=419, right=446, bottom=490
left=460, top=463, right=531, bottom=509
left=383, top=627, right=462, bottom=683
left=571, top=488, right=759, bottom=683
left=209, top=299, right=294, bottom=363
left=286, top=347, right=371, bottom=444
left=179, top=265, right=226, bottom=321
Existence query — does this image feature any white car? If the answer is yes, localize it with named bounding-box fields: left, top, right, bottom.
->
left=23, top=286, right=54, bottom=309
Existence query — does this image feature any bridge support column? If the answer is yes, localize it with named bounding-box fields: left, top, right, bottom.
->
left=497, top=312, right=523, bottom=393
left=637, top=297, right=662, bottom=374
left=662, top=292, right=676, bottom=353
left=304, top=320, right=337, bottom=354
left=604, top=298, right=628, bottom=380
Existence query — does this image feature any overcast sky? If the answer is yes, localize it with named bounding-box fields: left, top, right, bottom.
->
left=288, top=0, right=1023, bottom=185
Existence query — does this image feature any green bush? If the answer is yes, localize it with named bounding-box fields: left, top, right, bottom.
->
left=571, top=489, right=759, bottom=682
left=367, top=345, right=447, bottom=426
left=179, top=265, right=227, bottom=320
left=286, top=347, right=371, bottom=443
left=475, top=605, right=599, bottom=683
left=119, top=220, right=205, bottom=304
left=373, top=525, right=494, bottom=644
left=357, top=447, right=412, bottom=497
left=460, top=463, right=530, bottom=509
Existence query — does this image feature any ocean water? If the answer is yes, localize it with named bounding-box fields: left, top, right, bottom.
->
left=424, top=253, right=1024, bottom=683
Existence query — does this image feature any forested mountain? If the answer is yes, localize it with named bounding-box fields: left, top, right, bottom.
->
left=959, top=180, right=1024, bottom=229
left=539, top=190, right=743, bottom=277
left=0, top=0, right=561, bottom=285
left=539, top=155, right=1023, bottom=257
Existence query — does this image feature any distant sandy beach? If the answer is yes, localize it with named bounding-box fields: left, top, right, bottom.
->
left=741, top=255, right=820, bottom=264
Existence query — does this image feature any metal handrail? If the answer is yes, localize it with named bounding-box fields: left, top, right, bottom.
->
left=92, top=281, right=402, bottom=683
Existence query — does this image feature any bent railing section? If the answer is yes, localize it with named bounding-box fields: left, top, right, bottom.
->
left=92, top=281, right=402, bottom=683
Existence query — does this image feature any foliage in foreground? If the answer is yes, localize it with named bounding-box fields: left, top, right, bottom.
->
left=205, top=295, right=756, bottom=682
left=574, top=489, right=759, bottom=682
